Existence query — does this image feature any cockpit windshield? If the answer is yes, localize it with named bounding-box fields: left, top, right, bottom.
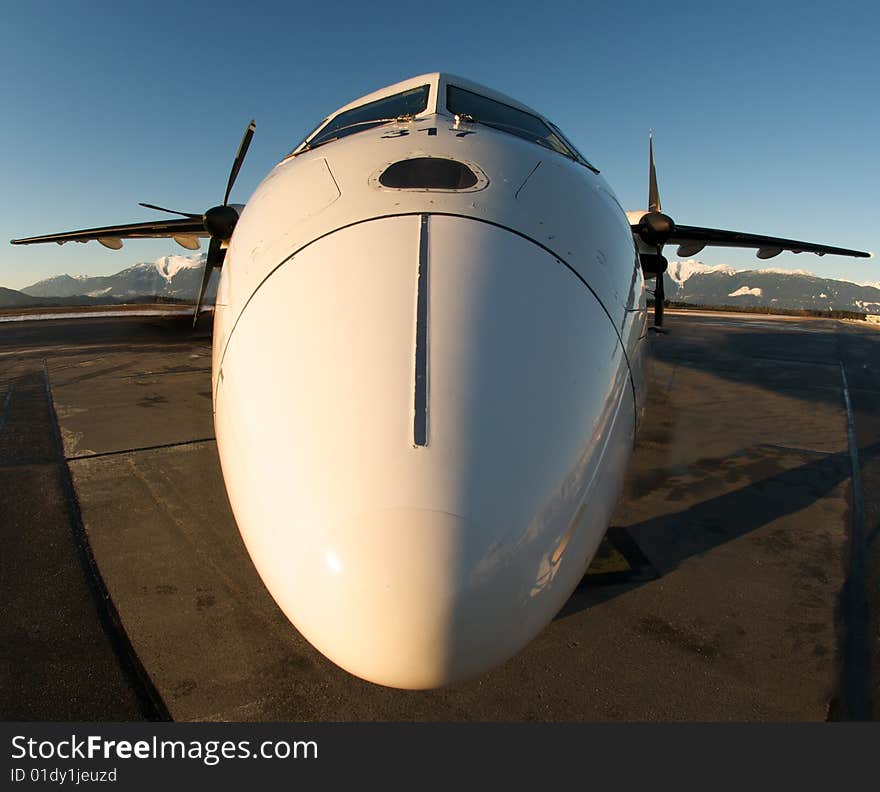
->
left=446, top=85, right=596, bottom=171
left=304, top=84, right=431, bottom=150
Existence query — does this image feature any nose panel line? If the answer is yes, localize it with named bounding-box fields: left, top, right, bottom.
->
left=414, top=214, right=430, bottom=446
left=219, top=211, right=634, bottom=424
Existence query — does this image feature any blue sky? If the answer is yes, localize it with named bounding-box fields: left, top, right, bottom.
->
left=1, top=0, right=877, bottom=290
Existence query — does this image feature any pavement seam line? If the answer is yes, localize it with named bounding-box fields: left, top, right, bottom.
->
left=837, top=360, right=872, bottom=720
left=67, top=437, right=216, bottom=461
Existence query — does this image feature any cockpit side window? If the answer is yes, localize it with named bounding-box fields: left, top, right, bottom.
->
left=303, top=85, right=431, bottom=150
left=446, top=85, right=598, bottom=171
left=547, top=121, right=598, bottom=172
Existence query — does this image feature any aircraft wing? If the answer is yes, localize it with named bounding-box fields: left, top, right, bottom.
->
left=11, top=218, right=208, bottom=248
left=660, top=224, right=872, bottom=260
left=630, top=134, right=871, bottom=261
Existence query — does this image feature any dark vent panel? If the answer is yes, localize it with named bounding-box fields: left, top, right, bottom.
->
left=379, top=158, right=478, bottom=190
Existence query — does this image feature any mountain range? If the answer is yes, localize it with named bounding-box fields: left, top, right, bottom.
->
left=2, top=254, right=879, bottom=315
left=16, top=254, right=215, bottom=301
left=661, top=261, right=880, bottom=314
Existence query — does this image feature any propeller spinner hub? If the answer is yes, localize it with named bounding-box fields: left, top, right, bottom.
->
left=637, top=212, right=676, bottom=247
left=204, top=204, right=241, bottom=240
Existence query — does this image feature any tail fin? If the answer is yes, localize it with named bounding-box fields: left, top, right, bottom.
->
left=648, top=130, right=661, bottom=213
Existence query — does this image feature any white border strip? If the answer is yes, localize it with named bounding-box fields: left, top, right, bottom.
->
left=0, top=308, right=195, bottom=323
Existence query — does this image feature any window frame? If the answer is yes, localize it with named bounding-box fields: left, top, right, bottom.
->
left=297, top=84, right=432, bottom=153
left=445, top=85, right=598, bottom=172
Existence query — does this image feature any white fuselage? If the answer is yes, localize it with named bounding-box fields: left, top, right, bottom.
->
left=210, top=74, right=648, bottom=688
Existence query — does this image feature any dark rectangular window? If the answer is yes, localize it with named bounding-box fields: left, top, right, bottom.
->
left=446, top=85, right=596, bottom=170
left=306, top=85, right=431, bottom=149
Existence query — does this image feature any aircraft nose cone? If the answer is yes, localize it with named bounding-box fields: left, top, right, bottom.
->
left=296, top=508, right=477, bottom=689
left=215, top=214, right=634, bottom=688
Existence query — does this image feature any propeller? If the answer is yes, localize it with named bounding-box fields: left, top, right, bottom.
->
left=637, top=131, right=673, bottom=328
left=141, top=120, right=256, bottom=327
left=137, top=203, right=202, bottom=219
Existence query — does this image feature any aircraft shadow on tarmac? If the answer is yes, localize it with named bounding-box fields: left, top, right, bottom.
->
left=559, top=318, right=880, bottom=622
left=560, top=440, right=879, bottom=619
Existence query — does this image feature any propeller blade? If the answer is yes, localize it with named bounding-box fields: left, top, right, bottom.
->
left=223, top=120, right=256, bottom=206
left=654, top=270, right=665, bottom=327
left=648, top=130, right=661, bottom=213
left=139, top=202, right=202, bottom=219
left=193, top=237, right=222, bottom=328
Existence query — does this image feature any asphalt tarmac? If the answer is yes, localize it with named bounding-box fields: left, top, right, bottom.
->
left=1, top=310, right=877, bottom=721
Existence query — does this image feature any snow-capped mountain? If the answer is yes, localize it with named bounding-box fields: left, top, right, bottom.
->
left=20, top=253, right=216, bottom=301
left=661, top=260, right=880, bottom=314
left=10, top=254, right=880, bottom=315
left=665, top=260, right=736, bottom=288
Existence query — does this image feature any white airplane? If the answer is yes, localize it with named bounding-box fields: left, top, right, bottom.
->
left=12, top=73, right=871, bottom=689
